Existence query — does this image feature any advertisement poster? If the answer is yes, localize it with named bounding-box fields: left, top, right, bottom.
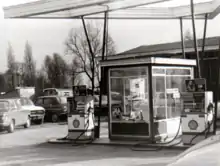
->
left=130, top=78, right=145, bottom=99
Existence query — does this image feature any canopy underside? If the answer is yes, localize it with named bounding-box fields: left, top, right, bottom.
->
left=3, top=0, right=220, bottom=19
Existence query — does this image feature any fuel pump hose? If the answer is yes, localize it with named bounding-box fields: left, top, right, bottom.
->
left=131, top=118, right=182, bottom=151
left=189, top=103, right=215, bottom=145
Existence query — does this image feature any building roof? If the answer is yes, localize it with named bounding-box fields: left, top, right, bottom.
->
left=102, top=36, right=220, bottom=60
left=121, top=36, right=220, bottom=54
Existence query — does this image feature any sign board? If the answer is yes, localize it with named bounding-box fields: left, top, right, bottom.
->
left=185, top=78, right=206, bottom=92
left=166, top=88, right=179, bottom=94
left=17, top=87, right=35, bottom=98
left=173, top=93, right=180, bottom=99
left=130, top=78, right=145, bottom=99
left=72, top=85, right=87, bottom=96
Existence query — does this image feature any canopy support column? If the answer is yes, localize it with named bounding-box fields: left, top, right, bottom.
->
left=81, top=16, right=95, bottom=96
left=201, top=13, right=208, bottom=77
left=180, top=17, right=185, bottom=59
left=98, top=11, right=109, bottom=139
left=191, top=0, right=201, bottom=78
left=214, top=40, right=220, bottom=135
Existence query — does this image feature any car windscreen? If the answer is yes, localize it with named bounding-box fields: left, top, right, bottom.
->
left=0, top=101, right=9, bottom=111
left=26, top=99, right=34, bottom=105
left=19, top=98, right=33, bottom=106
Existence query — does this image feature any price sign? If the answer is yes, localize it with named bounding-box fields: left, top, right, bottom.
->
left=72, top=85, right=87, bottom=96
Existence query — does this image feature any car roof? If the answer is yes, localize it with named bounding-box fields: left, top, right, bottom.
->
left=0, top=98, right=15, bottom=102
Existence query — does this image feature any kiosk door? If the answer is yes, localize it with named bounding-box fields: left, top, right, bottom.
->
left=109, top=67, right=150, bottom=140
left=152, top=74, right=168, bottom=137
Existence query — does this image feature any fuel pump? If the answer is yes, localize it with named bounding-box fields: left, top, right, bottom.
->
left=67, top=85, right=95, bottom=141
left=181, top=79, right=215, bottom=145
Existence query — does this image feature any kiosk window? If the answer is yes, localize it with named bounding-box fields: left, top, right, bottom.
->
left=152, top=66, right=193, bottom=120
left=110, top=67, right=149, bottom=123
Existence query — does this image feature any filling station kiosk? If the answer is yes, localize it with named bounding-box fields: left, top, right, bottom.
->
left=100, top=57, right=195, bottom=142
left=98, top=56, right=215, bottom=144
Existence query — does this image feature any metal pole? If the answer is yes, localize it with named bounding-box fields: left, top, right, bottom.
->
left=105, top=12, right=109, bottom=60
left=190, top=0, right=201, bottom=78
left=213, top=39, right=220, bottom=135
left=81, top=16, right=95, bottom=95
left=148, top=65, right=155, bottom=143
left=201, top=13, right=208, bottom=78
left=180, top=17, right=185, bottom=59
left=81, top=17, right=94, bottom=59
left=98, top=12, right=108, bottom=139
left=102, top=12, right=108, bottom=60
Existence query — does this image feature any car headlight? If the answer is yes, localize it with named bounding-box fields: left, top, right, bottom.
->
left=63, top=106, right=67, bottom=112
left=2, top=114, right=9, bottom=121
left=188, top=120, right=198, bottom=130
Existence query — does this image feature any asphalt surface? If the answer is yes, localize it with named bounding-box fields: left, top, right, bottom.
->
left=0, top=123, right=183, bottom=166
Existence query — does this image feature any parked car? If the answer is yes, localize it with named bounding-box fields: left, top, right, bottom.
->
left=34, top=96, right=67, bottom=123
left=0, top=99, right=31, bottom=133
left=16, top=98, right=45, bottom=124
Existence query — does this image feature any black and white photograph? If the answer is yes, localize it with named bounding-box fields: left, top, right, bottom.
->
left=1, top=0, right=220, bottom=166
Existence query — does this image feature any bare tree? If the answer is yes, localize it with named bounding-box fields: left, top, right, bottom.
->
left=5, top=42, right=16, bottom=90
left=7, top=42, right=16, bottom=73
left=23, top=41, right=36, bottom=86
left=69, top=58, right=83, bottom=86
left=43, top=53, right=69, bottom=88
left=65, top=22, right=116, bottom=93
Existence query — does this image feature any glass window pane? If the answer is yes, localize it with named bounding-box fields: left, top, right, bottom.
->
left=166, top=76, right=192, bottom=118
left=152, top=68, right=165, bottom=74
left=153, top=75, right=167, bottom=121
left=110, top=67, right=149, bottom=128
left=166, top=68, right=191, bottom=75
left=110, top=67, right=147, bottom=77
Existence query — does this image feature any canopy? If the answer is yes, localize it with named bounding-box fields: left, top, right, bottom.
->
left=3, top=0, right=220, bottom=19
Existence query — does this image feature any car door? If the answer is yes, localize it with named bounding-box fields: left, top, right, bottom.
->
left=21, top=98, right=32, bottom=115
left=10, top=100, right=21, bottom=126
left=43, top=97, right=61, bottom=115
left=15, top=99, right=29, bottom=125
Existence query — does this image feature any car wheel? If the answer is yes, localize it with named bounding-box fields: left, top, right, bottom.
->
left=51, top=114, right=59, bottom=123
left=7, top=120, right=15, bottom=133
left=24, top=117, right=31, bottom=128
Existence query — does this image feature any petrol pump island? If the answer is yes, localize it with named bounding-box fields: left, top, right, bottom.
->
left=56, top=57, right=215, bottom=148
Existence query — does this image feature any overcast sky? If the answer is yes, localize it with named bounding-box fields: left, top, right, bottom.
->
left=1, top=0, right=220, bottom=72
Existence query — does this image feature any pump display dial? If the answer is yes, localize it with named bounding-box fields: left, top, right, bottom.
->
left=73, top=119, right=80, bottom=128
left=188, top=120, right=198, bottom=130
